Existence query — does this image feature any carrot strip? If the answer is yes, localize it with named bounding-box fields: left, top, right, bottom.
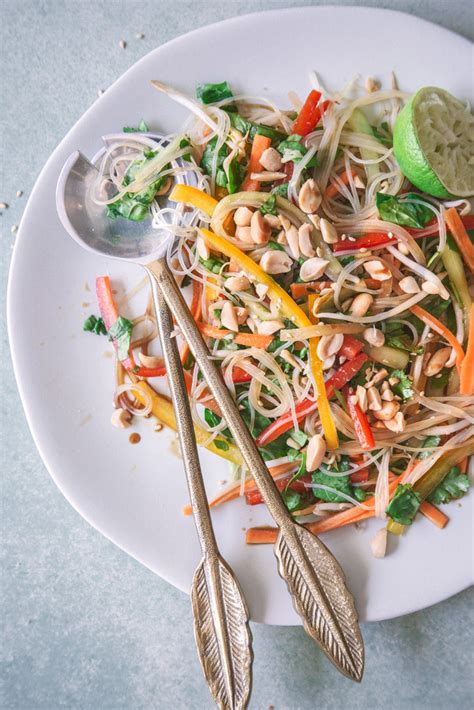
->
left=197, top=321, right=274, bottom=349
left=410, top=304, right=465, bottom=375
left=290, top=281, right=332, bottom=300
left=182, top=461, right=297, bottom=516
left=460, top=304, right=474, bottom=394
left=242, top=134, right=272, bottom=191
left=445, top=207, right=474, bottom=273
left=324, top=168, right=357, bottom=200
left=419, top=501, right=449, bottom=529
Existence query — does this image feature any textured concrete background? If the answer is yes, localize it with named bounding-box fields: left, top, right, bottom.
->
left=1, top=1, right=473, bottom=708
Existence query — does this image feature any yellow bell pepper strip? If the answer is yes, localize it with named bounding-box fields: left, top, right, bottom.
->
left=169, top=184, right=218, bottom=217
left=134, top=381, right=243, bottom=464
left=386, top=440, right=474, bottom=535
left=199, top=228, right=339, bottom=449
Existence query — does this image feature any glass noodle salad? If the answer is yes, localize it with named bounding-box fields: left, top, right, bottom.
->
left=84, top=75, right=474, bottom=558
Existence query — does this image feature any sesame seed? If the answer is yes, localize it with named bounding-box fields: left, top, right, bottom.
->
left=0, top=202, right=8, bottom=209
left=348, top=236, right=356, bottom=242
left=11, top=224, right=18, bottom=234
left=136, top=32, right=145, bottom=39
left=16, top=190, right=23, bottom=198
left=97, top=88, right=105, bottom=97
left=359, top=247, right=367, bottom=253
left=119, top=39, right=126, bottom=49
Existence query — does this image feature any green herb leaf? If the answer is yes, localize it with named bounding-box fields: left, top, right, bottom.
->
left=376, top=192, right=433, bottom=228
left=312, top=458, right=353, bottom=503
left=282, top=489, right=302, bottom=512
left=83, top=315, right=107, bottom=336
left=353, top=488, right=367, bottom=502
left=271, top=183, right=289, bottom=198
left=214, top=439, right=230, bottom=451
left=389, top=369, right=414, bottom=402
left=108, top=316, right=134, bottom=361
left=418, top=435, right=441, bottom=459
left=226, top=111, right=286, bottom=144
left=277, top=134, right=317, bottom=167
left=227, top=157, right=245, bottom=194
left=259, top=194, right=278, bottom=216
left=385, top=484, right=421, bottom=525
left=196, top=81, right=233, bottom=105
left=371, top=123, right=392, bottom=147
left=427, top=466, right=470, bottom=505
left=385, top=334, right=424, bottom=355
left=123, top=119, right=149, bottom=133
left=200, top=136, right=228, bottom=177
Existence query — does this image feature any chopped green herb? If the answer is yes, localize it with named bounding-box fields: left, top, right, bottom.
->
left=123, top=119, right=149, bottom=133
left=271, top=183, right=289, bottom=198
left=83, top=315, right=107, bottom=336
left=389, top=369, right=414, bottom=401
left=427, top=466, right=470, bottom=505
left=108, top=316, right=134, bottom=361
left=282, top=489, right=302, bottom=512
left=214, top=439, right=230, bottom=451
left=259, top=193, right=278, bottom=216
left=385, top=334, right=424, bottom=355
left=418, top=436, right=441, bottom=459
left=376, top=192, right=433, bottom=228
left=196, top=81, right=233, bottom=105
left=285, top=453, right=307, bottom=493
left=277, top=134, right=317, bottom=166
left=312, top=458, right=353, bottom=503
left=288, top=429, right=308, bottom=448
left=385, top=484, right=421, bottom=525
left=226, top=110, right=286, bottom=144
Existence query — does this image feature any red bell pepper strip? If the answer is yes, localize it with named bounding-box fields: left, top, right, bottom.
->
left=96, top=275, right=166, bottom=378
left=333, top=232, right=397, bottom=252
left=246, top=474, right=310, bottom=505
left=325, top=353, right=369, bottom=399
left=256, top=353, right=369, bottom=446
left=232, top=368, right=252, bottom=384
left=344, top=386, right=375, bottom=451
left=350, top=468, right=369, bottom=484
left=292, top=90, right=330, bottom=137
left=339, top=335, right=364, bottom=360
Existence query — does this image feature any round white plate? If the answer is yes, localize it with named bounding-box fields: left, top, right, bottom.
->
left=8, top=6, right=473, bottom=623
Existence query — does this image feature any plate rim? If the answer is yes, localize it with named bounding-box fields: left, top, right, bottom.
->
left=7, top=4, right=473, bottom=625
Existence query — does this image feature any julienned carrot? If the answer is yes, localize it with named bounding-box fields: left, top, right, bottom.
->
left=197, top=321, right=274, bottom=349
left=182, top=461, right=297, bottom=516
left=324, top=168, right=357, bottom=200
left=419, top=501, right=449, bottom=529
left=290, top=281, right=332, bottom=299
left=460, top=304, right=474, bottom=395
left=242, top=134, right=272, bottom=191
left=445, top=207, right=474, bottom=273
left=246, top=478, right=401, bottom=544
left=410, top=304, right=465, bottom=375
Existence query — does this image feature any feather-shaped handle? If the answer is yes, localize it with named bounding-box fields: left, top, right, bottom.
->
left=151, top=257, right=364, bottom=682
left=275, top=522, right=364, bottom=681
left=192, top=554, right=253, bottom=710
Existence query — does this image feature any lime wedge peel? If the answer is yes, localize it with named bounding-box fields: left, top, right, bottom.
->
left=393, top=87, right=474, bottom=198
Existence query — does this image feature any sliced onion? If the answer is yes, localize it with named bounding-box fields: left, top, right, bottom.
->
left=114, top=383, right=152, bottom=417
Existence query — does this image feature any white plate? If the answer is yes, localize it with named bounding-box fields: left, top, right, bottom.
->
left=8, top=6, right=473, bottom=624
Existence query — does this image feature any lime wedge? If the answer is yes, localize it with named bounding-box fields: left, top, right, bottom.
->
left=393, top=87, right=474, bottom=198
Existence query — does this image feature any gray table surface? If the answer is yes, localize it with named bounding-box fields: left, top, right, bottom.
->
left=1, top=1, right=473, bottom=708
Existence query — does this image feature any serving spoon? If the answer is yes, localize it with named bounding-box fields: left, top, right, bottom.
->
left=56, top=134, right=364, bottom=684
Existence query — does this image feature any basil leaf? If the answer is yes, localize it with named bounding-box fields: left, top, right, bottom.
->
left=271, top=183, right=289, bottom=198
left=196, top=81, right=233, bottom=105
left=312, top=457, right=353, bottom=503
left=108, top=316, right=134, bottom=361
left=427, top=467, right=470, bottom=505
left=227, top=157, right=244, bottom=194
left=386, top=484, right=421, bottom=525
left=123, top=119, right=149, bottom=133
left=200, top=136, right=228, bottom=177
left=376, top=192, right=433, bottom=228
left=83, top=315, right=107, bottom=336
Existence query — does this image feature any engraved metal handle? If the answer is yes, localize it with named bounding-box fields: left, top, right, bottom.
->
left=150, top=257, right=365, bottom=682
left=145, top=268, right=253, bottom=709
